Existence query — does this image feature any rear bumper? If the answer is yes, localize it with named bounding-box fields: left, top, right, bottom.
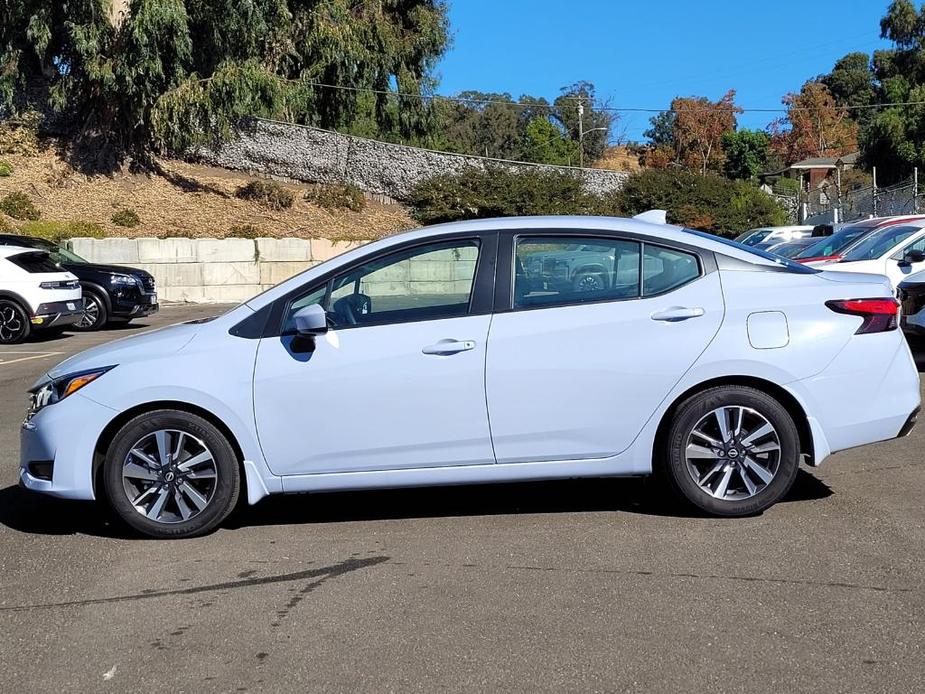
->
left=32, top=299, right=85, bottom=329
left=788, top=333, right=921, bottom=463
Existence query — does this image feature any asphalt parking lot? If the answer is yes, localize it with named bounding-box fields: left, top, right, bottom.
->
left=0, top=304, right=923, bottom=693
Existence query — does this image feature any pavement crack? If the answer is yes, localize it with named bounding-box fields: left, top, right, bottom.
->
left=0, top=555, right=389, bottom=612
left=501, top=563, right=914, bottom=594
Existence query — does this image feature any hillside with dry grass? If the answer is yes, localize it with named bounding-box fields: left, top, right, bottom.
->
left=0, top=146, right=415, bottom=242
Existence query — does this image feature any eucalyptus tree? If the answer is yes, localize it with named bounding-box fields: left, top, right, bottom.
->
left=0, top=0, right=450, bottom=169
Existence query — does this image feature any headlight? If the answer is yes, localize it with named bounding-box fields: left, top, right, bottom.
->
left=27, top=366, right=116, bottom=419
left=110, top=274, right=138, bottom=287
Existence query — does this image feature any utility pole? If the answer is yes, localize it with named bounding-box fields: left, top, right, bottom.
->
left=577, top=99, right=585, bottom=168
left=835, top=165, right=842, bottom=225
left=872, top=166, right=878, bottom=217
left=912, top=166, right=919, bottom=214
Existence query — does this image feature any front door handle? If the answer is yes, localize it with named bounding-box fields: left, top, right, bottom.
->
left=422, top=339, right=476, bottom=356
left=651, top=306, right=705, bottom=322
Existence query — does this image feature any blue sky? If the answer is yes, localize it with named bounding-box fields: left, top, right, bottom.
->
left=436, top=1, right=893, bottom=142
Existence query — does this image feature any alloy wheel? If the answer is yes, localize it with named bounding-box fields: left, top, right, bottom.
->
left=576, top=274, right=604, bottom=292
left=0, top=304, right=26, bottom=343
left=684, top=406, right=781, bottom=501
left=77, top=296, right=100, bottom=329
left=121, top=429, right=219, bottom=524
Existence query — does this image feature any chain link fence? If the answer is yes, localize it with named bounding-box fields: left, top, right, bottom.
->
left=794, top=171, right=923, bottom=225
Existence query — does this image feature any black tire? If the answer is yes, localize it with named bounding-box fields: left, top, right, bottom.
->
left=74, top=290, right=108, bottom=331
left=0, top=299, right=30, bottom=344
left=659, top=386, right=800, bottom=517
left=103, top=409, right=240, bottom=539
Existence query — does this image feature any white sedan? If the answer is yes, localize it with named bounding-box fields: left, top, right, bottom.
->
left=810, top=218, right=925, bottom=287
left=19, top=216, right=920, bottom=538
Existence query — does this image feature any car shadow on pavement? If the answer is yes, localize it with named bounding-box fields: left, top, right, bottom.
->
left=0, top=485, right=129, bottom=538
left=0, top=471, right=832, bottom=538
left=228, top=470, right=833, bottom=529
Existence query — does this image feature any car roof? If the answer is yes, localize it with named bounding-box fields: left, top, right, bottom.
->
left=0, top=234, right=50, bottom=248
left=372, top=215, right=783, bottom=263
left=0, top=245, right=49, bottom=259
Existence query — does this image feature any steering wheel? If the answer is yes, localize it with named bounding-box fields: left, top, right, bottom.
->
left=332, top=293, right=372, bottom=325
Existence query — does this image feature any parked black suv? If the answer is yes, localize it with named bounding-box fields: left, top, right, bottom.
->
left=0, top=235, right=157, bottom=330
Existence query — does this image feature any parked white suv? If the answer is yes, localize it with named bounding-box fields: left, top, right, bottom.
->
left=0, top=246, right=83, bottom=344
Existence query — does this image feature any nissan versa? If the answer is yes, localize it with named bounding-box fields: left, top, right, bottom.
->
left=20, top=216, right=921, bottom=538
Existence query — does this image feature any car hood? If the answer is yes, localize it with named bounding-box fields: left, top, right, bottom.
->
left=63, top=261, right=152, bottom=276
left=45, top=321, right=201, bottom=382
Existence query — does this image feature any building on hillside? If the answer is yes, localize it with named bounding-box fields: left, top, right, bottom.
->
left=759, top=152, right=859, bottom=193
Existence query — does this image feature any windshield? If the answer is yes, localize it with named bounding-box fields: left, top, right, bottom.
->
left=841, top=224, right=923, bottom=262
left=47, top=246, right=88, bottom=264
left=797, top=225, right=877, bottom=259
left=768, top=241, right=811, bottom=258
left=738, top=229, right=771, bottom=246
left=683, top=229, right=819, bottom=273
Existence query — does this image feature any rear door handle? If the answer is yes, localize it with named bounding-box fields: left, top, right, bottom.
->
left=651, top=307, right=705, bottom=322
left=422, top=339, right=476, bottom=355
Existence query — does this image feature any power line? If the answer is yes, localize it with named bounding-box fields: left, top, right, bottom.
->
left=299, top=80, right=925, bottom=115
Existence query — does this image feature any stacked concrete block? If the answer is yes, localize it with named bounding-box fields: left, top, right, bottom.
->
left=66, top=236, right=368, bottom=303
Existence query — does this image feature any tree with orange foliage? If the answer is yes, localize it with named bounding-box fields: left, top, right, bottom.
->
left=672, top=90, right=742, bottom=175
left=771, top=82, right=858, bottom=164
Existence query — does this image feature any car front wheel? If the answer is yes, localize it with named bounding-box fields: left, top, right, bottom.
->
left=661, top=386, right=800, bottom=516
left=103, top=410, right=240, bottom=538
left=74, top=291, right=108, bottom=331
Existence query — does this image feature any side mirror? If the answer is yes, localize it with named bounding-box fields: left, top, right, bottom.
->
left=902, top=249, right=925, bottom=265
left=293, top=304, right=328, bottom=336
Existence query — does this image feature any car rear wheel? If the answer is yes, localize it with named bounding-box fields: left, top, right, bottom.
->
left=660, top=386, right=800, bottom=516
left=103, top=410, right=240, bottom=538
left=0, top=299, right=30, bottom=344
left=74, top=290, right=108, bottom=331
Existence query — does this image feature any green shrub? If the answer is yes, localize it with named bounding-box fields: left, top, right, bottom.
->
left=408, top=166, right=616, bottom=225
left=0, top=191, right=40, bottom=220
left=227, top=223, right=261, bottom=239
left=304, top=183, right=366, bottom=212
left=111, top=207, right=140, bottom=228
left=0, top=160, right=13, bottom=177
left=772, top=177, right=800, bottom=196
left=235, top=179, right=294, bottom=210
left=19, top=220, right=105, bottom=242
left=613, top=168, right=788, bottom=237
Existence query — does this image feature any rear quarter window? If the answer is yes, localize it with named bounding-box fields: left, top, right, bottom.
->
left=6, top=252, right=62, bottom=274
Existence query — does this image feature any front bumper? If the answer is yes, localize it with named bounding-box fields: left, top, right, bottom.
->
left=111, top=287, right=159, bottom=319
left=19, top=393, right=117, bottom=500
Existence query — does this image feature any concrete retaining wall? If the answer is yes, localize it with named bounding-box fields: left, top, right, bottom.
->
left=200, top=118, right=631, bottom=200
left=67, top=236, right=480, bottom=304
left=67, top=237, right=369, bottom=303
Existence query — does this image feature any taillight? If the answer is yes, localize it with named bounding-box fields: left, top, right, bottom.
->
left=825, top=298, right=899, bottom=334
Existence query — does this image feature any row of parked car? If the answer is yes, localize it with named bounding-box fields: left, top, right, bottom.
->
left=0, top=235, right=157, bottom=344
left=738, top=216, right=925, bottom=339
